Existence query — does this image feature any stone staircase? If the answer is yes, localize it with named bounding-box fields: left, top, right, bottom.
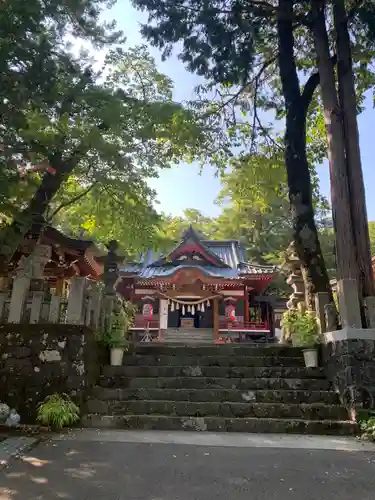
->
left=83, top=344, right=356, bottom=435
left=163, top=328, right=214, bottom=343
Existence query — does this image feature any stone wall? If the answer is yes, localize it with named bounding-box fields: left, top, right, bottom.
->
left=0, top=324, right=99, bottom=423
left=323, top=339, right=375, bottom=412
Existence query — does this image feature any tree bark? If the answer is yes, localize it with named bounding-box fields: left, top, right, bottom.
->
left=333, top=0, right=374, bottom=299
left=311, top=0, right=359, bottom=284
left=277, top=0, right=333, bottom=310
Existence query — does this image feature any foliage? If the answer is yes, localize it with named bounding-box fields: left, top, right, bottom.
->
left=357, top=410, right=375, bottom=441
left=0, top=0, right=121, bottom=207
left=102, top=299, right=137, bottom=348
left=0, top=42, right=217, bottom=260
left=131, top=0, right=375, bottom=297
left=36, top=393, right=80, bottom=430
left=282, top=310, right=318, bottom=347
left=104, top=328, right=126, bottom=349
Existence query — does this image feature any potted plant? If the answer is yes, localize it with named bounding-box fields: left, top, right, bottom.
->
left=105, top=299, right=136, bottom=366
left=282, top=310, right=319, bottom=367
left=107, top=328, right=126, bottom=366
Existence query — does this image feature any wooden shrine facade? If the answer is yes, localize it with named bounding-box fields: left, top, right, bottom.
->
left=117, top=227, right=278, bottom=342
left=0, top=221, right=104, bottom=325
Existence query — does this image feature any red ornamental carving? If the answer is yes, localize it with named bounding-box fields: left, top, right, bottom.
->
left=142, top=303, right=153, bottom=321
left=225, top=304, right=236, bottom=322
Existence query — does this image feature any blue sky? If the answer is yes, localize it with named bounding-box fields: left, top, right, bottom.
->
left=103, top=1, right=375, bottom=220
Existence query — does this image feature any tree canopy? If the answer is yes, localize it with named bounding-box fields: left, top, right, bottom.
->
left=0, top=15, right=217, bottom=260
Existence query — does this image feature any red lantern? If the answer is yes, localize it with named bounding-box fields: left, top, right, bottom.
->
left=142, top=303, right=153, bottom=321
left=225, top=304, right=236, bottom=323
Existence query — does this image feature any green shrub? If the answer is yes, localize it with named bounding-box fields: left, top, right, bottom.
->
left=357, top=410, right=375, bottom=441
left=97, top=299, right=137, bottom=349
left=37, top=393, right=80, bottom=430
left=103, top=327, right=126, bottom=348
left=282, top=310, right=318, bottom=347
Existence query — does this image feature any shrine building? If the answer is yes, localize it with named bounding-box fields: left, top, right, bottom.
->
left=117, top=227, right=279, bottom=343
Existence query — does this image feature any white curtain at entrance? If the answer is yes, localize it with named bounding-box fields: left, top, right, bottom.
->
left=160, top=299, right=169, bottom=329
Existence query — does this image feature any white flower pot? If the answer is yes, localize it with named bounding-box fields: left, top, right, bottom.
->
left=110, top=348, right=124, bottom=366
left=303, top=348, right=318, bottom=368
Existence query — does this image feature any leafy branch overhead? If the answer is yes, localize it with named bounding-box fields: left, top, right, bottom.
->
left=131, top=0, right=375, bottom=304
left=0, top=36, right=219, bottom=259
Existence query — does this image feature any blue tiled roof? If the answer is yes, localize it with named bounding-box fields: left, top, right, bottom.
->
left=203, top=240, right=243, bottom=269
left=119, top=227, right=277, bottom=279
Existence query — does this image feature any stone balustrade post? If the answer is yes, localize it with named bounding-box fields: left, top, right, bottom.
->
left=90, top=283, right=103, bottom=329
left=337, top=278, right=362, bottom=328
left=315, top=292, right=330, bottom=334
left=66, top=277, right=87, bottom=324
left=364, top=296, right=375, bottom=329
left=8, top=244, right=51, bottom=323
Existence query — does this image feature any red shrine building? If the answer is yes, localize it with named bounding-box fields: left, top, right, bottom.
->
left=117, top=227, right=279, bottom=343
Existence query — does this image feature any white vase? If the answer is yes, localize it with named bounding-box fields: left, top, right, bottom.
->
left=110, top=348, right=124, bottom=366
left=303, top=348, right=318, bottom=368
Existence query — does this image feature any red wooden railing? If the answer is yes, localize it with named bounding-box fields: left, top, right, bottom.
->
left=132, top=314, right=160, bottom=329
left=219, top=320, right=269, bottom=331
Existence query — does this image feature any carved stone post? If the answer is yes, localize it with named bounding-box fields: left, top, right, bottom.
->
left=315, top=292, right=330, bottom=335
left=66, top=276, right=87, bottom=324
left=364, top=296, right=375, bottom=329
left=8, top=244, right=51, bottom=323
left=337, top=278, right=362, bottom=329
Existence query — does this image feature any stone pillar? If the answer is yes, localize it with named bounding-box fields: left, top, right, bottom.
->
left=30, top=291, right=44, bottom=323
left=315, top=292, right=330, bottom=335
left=66, top=277, right=87, bottom=324
left=364, top=297, right=375, bottom=329
left=90, top=283, right=103, bottom=329
left=48, top=295, right=62, bottom=323
left=8, top=244, right=51, bottom=323
left=337, top=279, right=362, bottom=328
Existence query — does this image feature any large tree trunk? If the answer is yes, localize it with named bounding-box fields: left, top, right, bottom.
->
left=311, top=0, right=359, bottom=285
left=333, top=0, right=374, bottom=299
left=277, top=0, right=332, bottom=309
left=0, top=150, right=83, bottom=268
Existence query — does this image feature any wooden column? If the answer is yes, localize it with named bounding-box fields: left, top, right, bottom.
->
left=244, top=285, right=249, bottom=325
left=213, top=297, right=219, bottom=342
left=55, top=279, right=65, bottom=297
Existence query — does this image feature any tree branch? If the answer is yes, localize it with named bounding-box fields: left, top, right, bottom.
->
left=300, top=55, right=337, bottom=117
left=300, top=71, right=320, bottom=116
left=48, top=182, right=97, bottom=221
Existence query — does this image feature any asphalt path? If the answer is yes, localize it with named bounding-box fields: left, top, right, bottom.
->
left=1, top=431, right=375, bottom=499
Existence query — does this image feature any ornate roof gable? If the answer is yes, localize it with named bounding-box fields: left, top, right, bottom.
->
left=151, top=226, right=230, bottom=269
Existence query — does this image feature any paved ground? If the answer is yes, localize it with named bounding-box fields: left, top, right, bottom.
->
left=1, top=430, right=375, bottom=499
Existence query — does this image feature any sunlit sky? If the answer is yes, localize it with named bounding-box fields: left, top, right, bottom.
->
left=102, top=1, right=375, bottom=220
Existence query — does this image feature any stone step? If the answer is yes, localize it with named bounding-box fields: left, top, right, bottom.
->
left=163, top=339, right=213, bottom=344
left=163, top=337, right=213, bottom=341
left=98, top=376, right=333, bottom=393
left=86, top=400, right=348, bottom=420
left=101, top=365, right=325, bottom=379
left=165, top=331, right=213, bottom=334
left=82, top=414, right=357, bottom=436
left=133, top=345, right=304, bottom=357
left=121, top=355, right=304, bottom=367
left=89, top=387, right=340, bottom=404
left=165, top=333, right=213, bottom=337
left=99, top=376, right=332, bottom=391
left=163, top=337, right=214, bottom=343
